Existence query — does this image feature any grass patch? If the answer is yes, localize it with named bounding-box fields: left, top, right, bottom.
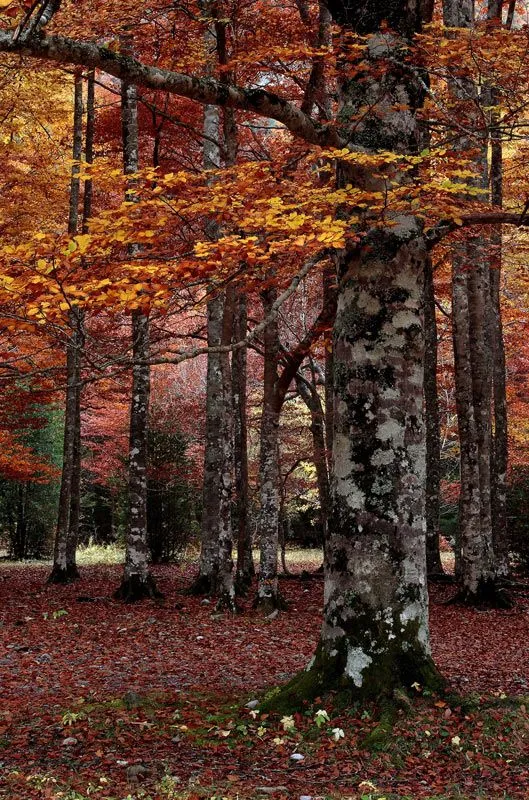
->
left=76, top=543, right=125, bottom=565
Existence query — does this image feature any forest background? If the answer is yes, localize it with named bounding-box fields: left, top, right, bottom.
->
left=2, top=0, right=529, bottom=798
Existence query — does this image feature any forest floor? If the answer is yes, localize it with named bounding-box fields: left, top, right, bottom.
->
left=1, top=559, right=529, bottom=800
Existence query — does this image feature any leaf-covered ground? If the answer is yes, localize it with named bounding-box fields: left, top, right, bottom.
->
left=1, top=563, right=529, bottom=800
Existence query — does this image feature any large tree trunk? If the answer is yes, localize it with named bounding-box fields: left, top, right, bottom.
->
left=114, top=67, right=160, bottom=602
left=48, top=72, right=84, bottom=585
left=424, top=257, right=444, bottom=578
left=266, top=0, right=441, bottom=706
left=233, top=293, right=254, bottom=592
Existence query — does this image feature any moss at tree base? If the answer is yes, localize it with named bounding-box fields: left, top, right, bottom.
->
left=260, top=638, right=444, bottom=715
left=113, top=572, right=163, bottom=603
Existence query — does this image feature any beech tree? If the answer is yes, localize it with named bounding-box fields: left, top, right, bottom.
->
left=3, top=0, right=529, bottom=702
left=0, top=0, right=440, bottom=698
left=114, top=55, right=160, bottom=601
left=48, top=72, right=85, bottom=584
left=443, top=0, right=511, bottom=606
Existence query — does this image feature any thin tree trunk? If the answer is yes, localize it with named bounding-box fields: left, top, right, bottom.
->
left=256, top=288, right=286, bottom=612
left=233, top=293, right=254, bottom=592
left=443, top=0, right=509, bottom=606
left=14, top=483, right=27, bottom=560
left=48, top=71, right=84, bottom=585
left=487, top=20, right=509, bottom=577
left=454, top=240, right=497, bottom=602
left=65, top=329, right=82, bottom=578
left=114, top=65, right=160, bottom=602
left=323, top=268, right=334, bottom=480
left=296, top=372, right=330, bottom=543
left=188, top=105, right=236, bottom=609
left=66, top=70, right=95, bottom=578
left=216, top=288, right=236, bottom=611
left=424, top=256, right=444, bottom=578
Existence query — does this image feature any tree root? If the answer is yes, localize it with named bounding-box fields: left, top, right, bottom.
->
left=253, top=590, right=289, bottom=615
left=46, top=564, right=80, bottom=585
left=259, top=640, right=444, bottom=714
left=113, top=573, right=164, bottom=603
left=447, top=578, right=513, bottom=609
left=427, top=570, right=454, bottom=584
left=234, top=572, right=253, bottom=597
left=215, top=591, right=239, bottom=613
left=184, top=573, right=216, bottom=597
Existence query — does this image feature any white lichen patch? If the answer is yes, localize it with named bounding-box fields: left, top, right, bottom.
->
left=357, top=290, right=382, bottom=314
left=333, top=432, right=353, bottom=481
left=380, top=387, right=399, bottom=400
left=345, top=647, right=373, bottom=687
left=392, top=310, right=420, bottom=330
left=395, top=264, right=421, bottom=293
left=400, top=601, right=429, bottom=649
left=371, top=449, right=395, bottom=467
left=376, top=419, right=405, bottom=446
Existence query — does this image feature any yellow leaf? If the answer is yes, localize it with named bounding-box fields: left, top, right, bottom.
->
left=74, top=234, right=92, bottom=254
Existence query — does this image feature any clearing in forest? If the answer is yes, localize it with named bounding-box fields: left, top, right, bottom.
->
left=1, top=563, right=529, bottom=800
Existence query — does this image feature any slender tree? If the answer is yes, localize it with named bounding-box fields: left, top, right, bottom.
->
left=114, top=54, right=161, bottom=601
left=444, top=0, right=510, bottom=606
left=188, top=103, right=236, bottom=610
left=424, top=256, right=445, bottom=578
left=48, top=71, right=84, bottom=584
left=233, top=292, right=254, bottom=592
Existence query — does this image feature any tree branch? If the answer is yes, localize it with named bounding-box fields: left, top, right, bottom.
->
left=426, top=210, right=529, bottom=249
left=147, top=251, right=331, bottom=366
left=0, top=30, right=345, bottom=148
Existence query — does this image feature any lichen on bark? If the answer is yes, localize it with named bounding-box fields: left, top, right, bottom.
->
left=264, top=0, right=443, bottom=708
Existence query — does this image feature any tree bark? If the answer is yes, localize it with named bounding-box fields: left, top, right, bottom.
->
left=323, top=268, right=335, bottom=478
left=443, top=0, right=510, bottom=606
left=296, top=371, right=330, bottom=543
left=487, top=44, right=510, bottom=579
left=256, top=288, right=286, bottom=612
left=424, top=257, right=444, bottom=578
left=48, top=71, right=83, bottom=585
left=14, top=483, right=27, bottom=560
left=188, top=104, right=236, bottom=610
left=65, top=320, right=82, bottom=578
left=114, top=65, right=160, bottom=602
left=233, top=293, right=254, bottom=592
left=265, top=0, right=442, bottom=707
